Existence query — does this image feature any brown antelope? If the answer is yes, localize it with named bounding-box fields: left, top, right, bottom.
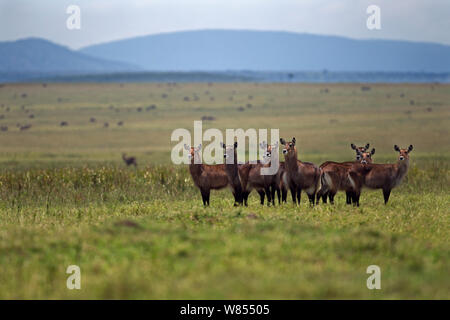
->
left=221, top=141, right=277, bottom=206
left=122, top=153, right=137, bottom=167
left=237, top=141, right=281, bottom=206
left=317, top=144, right=375, bottom=205
left=280, top=137, right=320, bottom=205
left=260, top=141, right=287, bottom=205
left=184, top=144, right=230, bottom=206
left=221, top=142, right=244, bottom=206
left=238, top=162, right=267, bottom=206
left=349, top=145, right=414, bottom=205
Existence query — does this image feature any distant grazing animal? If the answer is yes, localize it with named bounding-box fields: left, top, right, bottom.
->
left=20, top=124, right=32, bottom=131
left=349, top=145, right=413, bottom=205
left=280, top=137, right=320, bottom=205
left=60, top=121, right=68, bottom=126
left=122, top=153, right=137, bottom=167
left=201, top=116, right=216, bottom=121
left=317, top=143, right=374, bottom=204
left=184, top=144, right=230, bottom=206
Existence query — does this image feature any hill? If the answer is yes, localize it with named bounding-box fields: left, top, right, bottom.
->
left=80, top=29, right=450, bottom=72
left=0, top=38, right=139, bottom=74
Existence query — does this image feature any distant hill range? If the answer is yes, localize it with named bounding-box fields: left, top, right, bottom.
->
left=80, top=30, right=450, bottom=72
left=1, top=30, right=450, bottom=82
left=0, top=38, right=139, bottom=74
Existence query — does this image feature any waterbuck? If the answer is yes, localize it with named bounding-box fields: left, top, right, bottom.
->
left=259, top=141, right=287, bottom=205
left=237, top=141, right=281, bottom=206
left=280, top=137, right=320, bottom=205
left=221, top=142, right=244, bottom=206
left=317, top=144, right=375, bottom=205
left=185, top=144, right=229, bottom=206
left=122, top=153, right=137, bottom=167
left=350, top=145, right=414, bottom=205
left=221, top=142, right=278, bottom=206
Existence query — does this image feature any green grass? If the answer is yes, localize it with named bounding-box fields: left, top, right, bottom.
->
left=0, top=83, right=448, bottom=299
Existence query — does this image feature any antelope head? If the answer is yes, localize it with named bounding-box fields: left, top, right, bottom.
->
left=280, top=137, right=296, bottom=158
left=356, top=148, right=375, bottom=164
left=221, top=141, right=238, bottom=164
left=394, top=145, right=413, bottom=161
left=260, top=141, right=279, bottom=163
left=184, top=143, right=202, bottom=162
left=351, top=143, right=370, bottom=161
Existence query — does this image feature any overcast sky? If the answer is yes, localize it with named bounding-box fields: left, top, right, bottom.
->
left=1, top=0, right=449, bottom=49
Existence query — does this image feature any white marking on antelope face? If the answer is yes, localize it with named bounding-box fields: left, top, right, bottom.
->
left=399, top=155, right=405, bottom=161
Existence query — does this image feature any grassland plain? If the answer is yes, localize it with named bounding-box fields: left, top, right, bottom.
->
left=0, top=83, right=448, bottom=299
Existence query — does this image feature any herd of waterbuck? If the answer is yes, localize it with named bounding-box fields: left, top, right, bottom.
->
left=184, top=139, right=414, bottom=207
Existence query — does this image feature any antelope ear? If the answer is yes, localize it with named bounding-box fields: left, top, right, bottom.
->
left=351, top=143, right=356, bottom=150
left=408, top=145, right=413, bottom=153
left=260, top=141, right=267, bottom=149
left=371, top=148, right=376, bottom=155
left=365, top=143, right=370, bottom=150
left=197, top=144, right=202, bottom=151
left=221, top=142, right=225, bottom=149
left=394, top=145, right=400, bottom=152
left=292, top=137, right=296, bottom=145
left=184, top=144, right=190, bottom=151
left=234, top=141, right=238, bottom=148
left=280, top=138, right=286, bottom=145
left=273, top=141, right=279, bottom=149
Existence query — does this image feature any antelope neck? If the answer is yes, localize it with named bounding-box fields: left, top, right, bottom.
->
left=395, top=158, right=409, bottom=178
left=189, top=154, right=204, bottom=174
left=285, top=151, right=299, bottom=171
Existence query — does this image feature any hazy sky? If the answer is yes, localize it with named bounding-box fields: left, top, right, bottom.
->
left=1, top=0, right=449, bottom=49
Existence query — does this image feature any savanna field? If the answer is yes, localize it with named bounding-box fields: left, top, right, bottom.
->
left=0, top=82, right=448, bottom=299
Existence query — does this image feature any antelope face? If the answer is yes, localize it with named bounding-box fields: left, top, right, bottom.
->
left=280, top=137, right=296, bottom=156
left=356, top=148, right=375, bottom=164
left=260, top=141, right=278, bottom=163
left=222, top=142, right=237, bottom=163
left=351, top=143, right=370, bottom=160
left=184, top=143, right=201, bottom=160
left=395, top=145, right=413, bottom=161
